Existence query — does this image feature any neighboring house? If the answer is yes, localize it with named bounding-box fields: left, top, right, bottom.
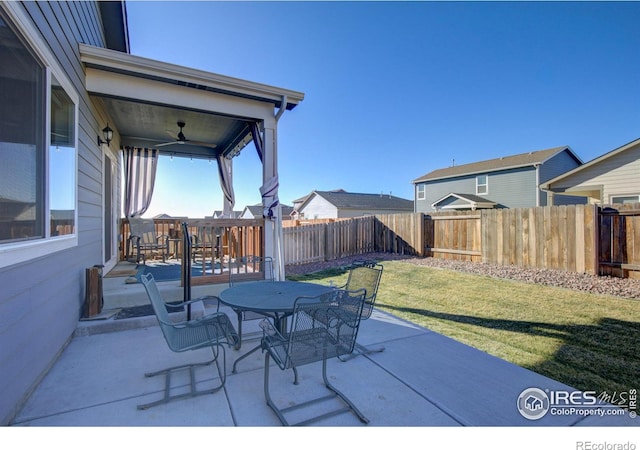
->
left=412, top=146, right=584, bottom=212
left=240, top=203, right=293, bottom=220
left=207, top=210, right=243, bottom=219
left=540, top=137, right=640, bottom=205
left=153, top=213, right=187, bottom=220
left=0, top=1, right=303, bottom=425
left=292, top=190, right=414, bottom=219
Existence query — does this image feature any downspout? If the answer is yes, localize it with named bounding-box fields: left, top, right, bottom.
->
left=275, top=95, right=288, bottom=122
left=534, top=164, right=541, bottom=206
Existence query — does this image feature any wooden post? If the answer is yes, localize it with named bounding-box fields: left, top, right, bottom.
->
left=84, top=266, right=103, bottom=318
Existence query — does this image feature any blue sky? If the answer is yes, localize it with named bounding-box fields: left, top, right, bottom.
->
left=125, top=1, right=640, bottom=218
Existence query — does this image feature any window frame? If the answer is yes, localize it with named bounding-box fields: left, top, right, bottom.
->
left=610, top=194, right=640, bottom=205
left=416, top=183, right=426, bottom=200
left=476, top=174, right=488, bottom=195
left=0, top=5, right=79, bottom=269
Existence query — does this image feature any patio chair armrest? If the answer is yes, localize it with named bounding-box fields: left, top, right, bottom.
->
left=165, top=302, right=187, bottom=310
left=187, top=311, right=227, bottom=327
left=177, top=295, right=218, bottom=309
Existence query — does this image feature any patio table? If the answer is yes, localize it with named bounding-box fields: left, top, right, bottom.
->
left=218, top=280, right=333, bottom=373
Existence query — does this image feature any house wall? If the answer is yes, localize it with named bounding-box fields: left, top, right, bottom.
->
left=337, top=208, right=411, bottom=218
left=538, top=149, right=584, bottom=206
left=551, top=144, right=640, bottom=204
left=0, top=2, right=111, bottom=425
left=299, top=195, right=339, bottom=219
left=416, top=166, right=540, bottom=212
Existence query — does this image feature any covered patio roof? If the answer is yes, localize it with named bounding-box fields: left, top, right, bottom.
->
left=80, top=44, right=304, bottom=279
left=80, top=43, right=304, bottom=161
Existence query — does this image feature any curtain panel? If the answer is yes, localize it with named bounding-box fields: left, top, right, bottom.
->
left=251, top=122, right=279, bottom=219
left=123, top=147, right=158, bottom=218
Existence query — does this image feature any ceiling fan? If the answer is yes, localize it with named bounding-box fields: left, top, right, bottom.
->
left=155, top=121, right=217, bottom=149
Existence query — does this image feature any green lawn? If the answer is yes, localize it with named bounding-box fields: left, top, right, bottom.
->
left=287, top=260, right=640, bottom=395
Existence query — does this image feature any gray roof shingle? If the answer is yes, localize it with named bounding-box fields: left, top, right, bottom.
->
left=313, top=191, right=413, bottom=211
left=413, top=146, right=578, bottom=183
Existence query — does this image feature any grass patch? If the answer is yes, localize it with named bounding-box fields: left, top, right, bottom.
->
left=288, top=260, right=640, bottom=394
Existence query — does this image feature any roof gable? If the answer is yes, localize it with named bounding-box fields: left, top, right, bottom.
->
left=413, top=146, right=580, bottom=183
left=309, top=191, right=413, bottom=211
left=431, top=193, right=497, bottom=210
left=541, top=137, right=640, bottom=189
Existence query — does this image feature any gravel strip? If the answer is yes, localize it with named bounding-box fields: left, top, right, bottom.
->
left=286, top=253, right=640, bottom=300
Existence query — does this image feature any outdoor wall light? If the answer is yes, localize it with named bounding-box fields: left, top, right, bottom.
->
left=97, top=124, right=113, bottom=147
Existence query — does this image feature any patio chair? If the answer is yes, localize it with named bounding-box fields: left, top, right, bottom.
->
left=128, top=218, right=169, bottom=264
left=336, top=261, right=384, bottom=359
left=224, top=255, right=275, bottom=349
left=191, top=225, right=218, bottom=263
left=138, top=273, right=239, bottom=410
left=260, top=289, right=369, bottom=426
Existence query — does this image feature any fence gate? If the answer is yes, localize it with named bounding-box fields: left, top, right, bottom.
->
left=598, top=203, right=640, bottom=279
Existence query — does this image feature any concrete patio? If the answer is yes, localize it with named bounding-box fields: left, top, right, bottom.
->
left=9, top=269, right=638, bottom=429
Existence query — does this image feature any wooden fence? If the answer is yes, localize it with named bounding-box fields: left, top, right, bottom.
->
left=282, top=204, right=640, bottom=279
left=422, top=206, right=598, bottom=273
left=283, top=216, right=375, bottom=264
left=121, top=204, right=640, bottom=279
left=482, top=205, right=597, bottom=274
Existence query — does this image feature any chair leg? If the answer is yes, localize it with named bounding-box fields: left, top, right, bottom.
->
left=264, top=352, right=289, bottom=426
left=234, top=310, right=243, bottom=350
left=321, top=356, right=369, bottom=424
left=339, top=342, right=385, bottom=362
left=137, top=344, right=227, bottom=410
left=263, top=352, right=369, bottom=426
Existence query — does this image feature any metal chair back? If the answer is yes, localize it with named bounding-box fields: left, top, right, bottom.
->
left=128, top=218, right=168, bottom=263
left=344, top=263, right=383, bottom=320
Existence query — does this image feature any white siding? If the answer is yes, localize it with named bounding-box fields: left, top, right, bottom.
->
left=299, top=195, right=338, bottom=219
left=553, top=145, right=640, bottom=202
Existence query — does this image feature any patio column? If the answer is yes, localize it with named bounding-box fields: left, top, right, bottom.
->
left=262, top=120, right=284, bottom=280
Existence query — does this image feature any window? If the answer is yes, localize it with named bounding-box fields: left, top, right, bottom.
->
left=416, top=184, right=426, bottom=200
left=0, top=11, right=77, bottom=267
left=476, top=175, right=488, bottom=195
left=610, top=195, right=640, bottom=205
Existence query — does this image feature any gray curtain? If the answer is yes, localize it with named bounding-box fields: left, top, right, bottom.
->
left=123, top=147, right=158, bottom=218
left=250, top=122, right=263, bottom=162
left=216, top=154, right=234, bottom=213
left=251, top=122, right=279, bottom=218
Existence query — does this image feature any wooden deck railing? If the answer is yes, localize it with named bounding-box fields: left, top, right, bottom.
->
left=121, top=218, right=265, bottom=285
